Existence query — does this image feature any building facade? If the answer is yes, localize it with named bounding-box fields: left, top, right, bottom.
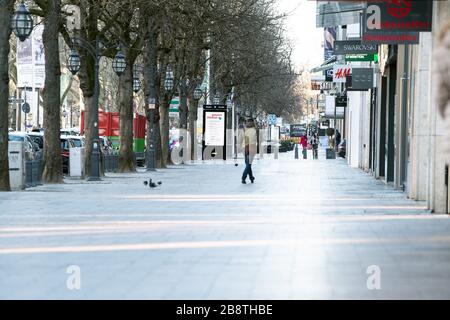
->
left=316, top=1, right=450, bottom=214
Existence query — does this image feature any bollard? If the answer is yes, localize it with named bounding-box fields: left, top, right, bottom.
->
left=295, top=144, right=299, bottom=159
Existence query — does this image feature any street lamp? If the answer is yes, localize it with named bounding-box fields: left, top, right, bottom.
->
left=68, top=37, right=126, bottom=181
left=213, top=94, right=220, bottom=105
left=132, top=65, right=144, bottom=93
left=11, top=2, right=33, bottom=42
left=133, top=74, right=141, bottom=93
left=133, top=77, right=141, bottom=93
left=193, top=87, right=204, bottom=101
left=68, top=49, right=81, bottom=75
left=164, top=66, right=174, bottom=92
left=112, top=50, right=126, bottom=76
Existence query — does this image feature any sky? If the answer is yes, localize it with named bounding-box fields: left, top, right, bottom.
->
left=277, top=0, right=323, bottom=71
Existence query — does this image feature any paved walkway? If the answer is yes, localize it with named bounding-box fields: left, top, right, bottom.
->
left=0, top=151, right=449, bottom=299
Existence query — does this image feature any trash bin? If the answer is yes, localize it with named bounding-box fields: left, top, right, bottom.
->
left=70, top=147, right=85, bottom=177
left=326, top=148, right=336, bottom=159
left=8, top=141, right=25, bottom=190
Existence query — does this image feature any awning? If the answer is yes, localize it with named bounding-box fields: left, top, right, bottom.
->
left=310, top=56, right=337, bottom=74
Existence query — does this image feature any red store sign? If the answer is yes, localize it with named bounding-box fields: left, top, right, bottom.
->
left=365, top=0, right=433, bottom=32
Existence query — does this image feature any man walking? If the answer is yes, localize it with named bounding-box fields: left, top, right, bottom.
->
left=241, top=118, right=257, bottom=184
left=309, top=131, right=319, bottom=160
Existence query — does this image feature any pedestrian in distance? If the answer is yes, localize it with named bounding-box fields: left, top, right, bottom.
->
left=335, top=129, right=341, bottom=148
left=241, top=118, right=257, bottom=184
left=300, top=134, right=308, bottom=159
left=309, top=132, right=319, bottom=160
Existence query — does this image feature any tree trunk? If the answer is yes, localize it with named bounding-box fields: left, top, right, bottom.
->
left=144, top=22, right=164, bottom=169
left=179, top=79, right=188, bottom=164
left=75, top=2, right=102, bottom=178
left=160, top=97, right=170, bottom=167
left=118, top=63, right=136, bottom=173
left=42, top=0, right=63, bottom=183
left=83, top=95, right=93, bottom=176
left=179, top=79, right=188, bottom=130
left=155, top=118, right=163, bottom=168
left=188, top=97, right=199, bottom=162
left=0, top=0, right=14, bottom=191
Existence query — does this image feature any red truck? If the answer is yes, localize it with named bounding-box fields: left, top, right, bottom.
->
left=80, top=111, right=147, bottom=154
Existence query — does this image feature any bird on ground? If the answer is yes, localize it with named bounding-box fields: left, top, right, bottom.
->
left=143, top=179, right=163, bottom=189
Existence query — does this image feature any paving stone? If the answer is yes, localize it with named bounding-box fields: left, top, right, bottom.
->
left=0, top=153, right=448, bottom=299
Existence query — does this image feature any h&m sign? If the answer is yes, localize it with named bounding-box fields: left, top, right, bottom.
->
left=332, top=65, right=352, bottom=83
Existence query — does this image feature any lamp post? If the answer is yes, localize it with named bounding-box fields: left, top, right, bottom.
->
left=67, top=38, right=126, bottom=181
left=11, top=1, right=33, bottom=42
left=191, top=86, right=204, bottom=161
left=11, top=2, right=34, bottom=133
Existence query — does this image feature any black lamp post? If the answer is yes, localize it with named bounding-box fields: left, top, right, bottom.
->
left=11, top=1, right=33, bottom=42
left=68, top=38, right=126, bottom=181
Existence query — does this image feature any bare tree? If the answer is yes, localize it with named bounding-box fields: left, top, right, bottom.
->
left=0, top=0, right=14, bottom=191
left=42, top=0, right=64, bottom=183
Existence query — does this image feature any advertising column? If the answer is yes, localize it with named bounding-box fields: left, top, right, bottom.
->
left=202, top=105, right=227, bottom=160
left=16, top=25, right=45, bottom=131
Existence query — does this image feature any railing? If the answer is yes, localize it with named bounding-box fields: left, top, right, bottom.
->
left=25, top=160, right=43, bottom=188
left=104, top=152, right=146, bottom=173
left=23, top=153, right=146, bottom=181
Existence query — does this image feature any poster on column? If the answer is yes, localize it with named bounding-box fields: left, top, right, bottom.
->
left=16, top=35, right=33, bottom=88
left=205, top=112, right=226, bottom=146
left=33, top=25, right=45, bottom=88
left=16, top=25, right=45, bottom=88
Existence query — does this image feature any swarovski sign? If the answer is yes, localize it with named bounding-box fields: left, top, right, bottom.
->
left=334, top=40, right=378, bottom=55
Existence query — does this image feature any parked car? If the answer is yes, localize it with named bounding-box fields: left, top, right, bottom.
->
left=61, top=128, right=80, bottom=136
left=8, top=132, right=37, bottom=161
left=338, top=139, right=347, bottom=158
left=61, top=137, right=76, bottom=174
left=66, top=135, right=85, bottom=148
